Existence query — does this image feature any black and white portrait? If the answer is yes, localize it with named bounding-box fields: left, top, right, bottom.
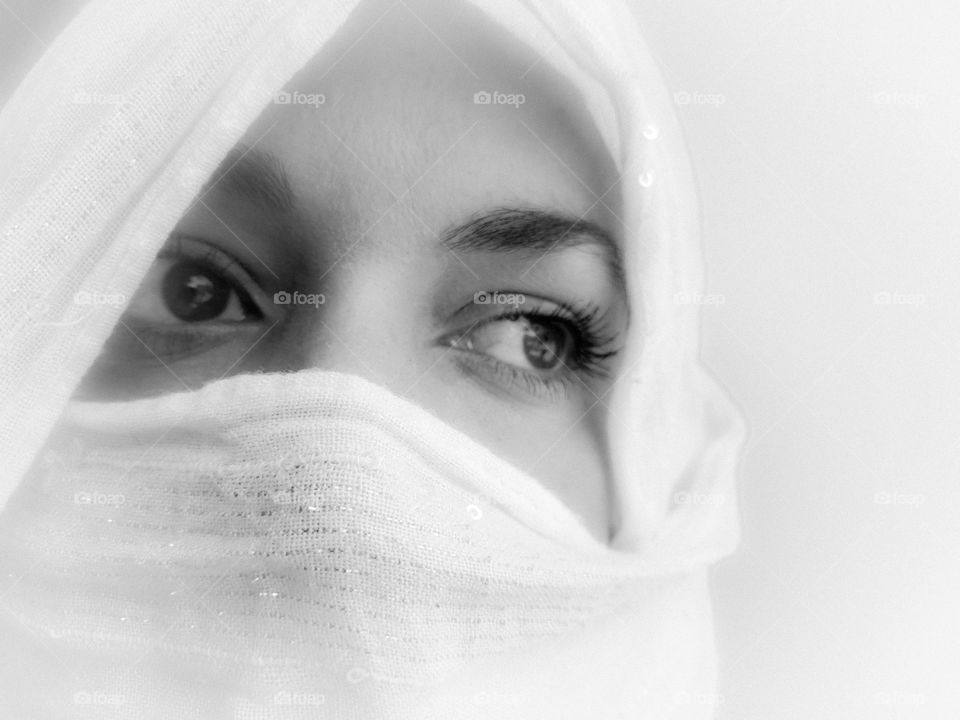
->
left=0, top=1, right=955, bottom=718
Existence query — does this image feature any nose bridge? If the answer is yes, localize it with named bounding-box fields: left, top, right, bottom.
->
left=307, top=291, right=375, bottom=377
left=274, top=260, right=409, bottom=388
left=258, top=197, right=436, bottom=386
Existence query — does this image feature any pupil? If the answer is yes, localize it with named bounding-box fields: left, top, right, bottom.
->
left=162, top=261, right=231, bottom=321
left=522, top=321, right=565, bottom=370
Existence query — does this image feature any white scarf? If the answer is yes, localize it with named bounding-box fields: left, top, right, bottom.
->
left=0, top=1, right=746, bottom=717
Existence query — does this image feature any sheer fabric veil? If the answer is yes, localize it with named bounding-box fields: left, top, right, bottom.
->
left=0, top=1, right=745, bottom=717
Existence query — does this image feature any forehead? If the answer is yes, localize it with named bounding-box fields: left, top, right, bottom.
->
left=235, top=0, right=620, bottom=250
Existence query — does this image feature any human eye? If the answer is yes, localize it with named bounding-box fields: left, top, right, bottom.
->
left=439, top=293, right=622, bottom=402
left=111, top=234, right=274, bottom=361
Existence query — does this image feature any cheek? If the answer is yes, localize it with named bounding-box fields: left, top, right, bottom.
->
left=488, top=408, right=610, bottom=539
left=418, top=377, right=610, bottom=539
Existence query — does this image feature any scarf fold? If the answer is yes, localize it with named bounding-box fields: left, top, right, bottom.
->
left=0, top=1, right=745, bottom=717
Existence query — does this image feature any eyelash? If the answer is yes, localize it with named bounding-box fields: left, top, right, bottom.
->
left=123, top=239, right=624, bottom=402
left=451, top=300, right=622, bottom=402
left=158, top=234, right=265, bottom=321
left=527, top=302, right=620, bottom=375
left=111, top=236, right=266, bottom=362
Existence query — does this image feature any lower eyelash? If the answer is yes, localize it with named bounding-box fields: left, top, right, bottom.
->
left=452, top=350, right=575, bottom=403
left=114, top=322, right=237, bottom=362
left=449, top=300, right=623, bottom=403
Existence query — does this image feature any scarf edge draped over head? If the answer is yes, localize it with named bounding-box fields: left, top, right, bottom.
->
left=0, top=0, right=745, bottom=564
left=0, top=1, right=746, bottom=717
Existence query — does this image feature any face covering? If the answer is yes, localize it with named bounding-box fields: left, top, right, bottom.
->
left=0, top=369, right=718, bottom=718
left=0, top=0, right=746, bottom=717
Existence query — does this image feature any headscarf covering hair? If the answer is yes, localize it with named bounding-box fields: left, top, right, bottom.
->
left=0, top=0, right=745, bottom=717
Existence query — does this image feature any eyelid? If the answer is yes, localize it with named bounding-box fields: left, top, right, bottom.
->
left=439, top=294, right=622, bottom=403
left=448, top=294, right=620, bottom=354
left=156, top=234, right=278, bottom=322
left=447, top=288, right=531, bottom=320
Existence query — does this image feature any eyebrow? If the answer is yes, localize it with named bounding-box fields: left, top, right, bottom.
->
left=203, top=150, right=627, bottom=296
left=442, top=207, right=627, bottom=293
left=202, top=146, right=295, bottom=215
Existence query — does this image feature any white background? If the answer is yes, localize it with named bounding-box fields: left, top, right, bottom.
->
left=629, top=2, right=960, bottom=718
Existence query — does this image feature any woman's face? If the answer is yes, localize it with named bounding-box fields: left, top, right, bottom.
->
left=76, top=0, right=627, bottom=541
